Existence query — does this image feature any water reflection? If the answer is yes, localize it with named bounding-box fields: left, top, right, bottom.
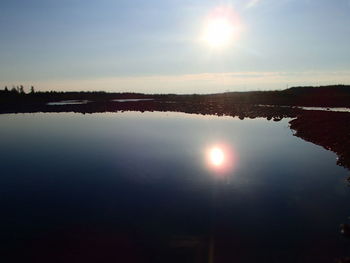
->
left=0, top=112, right=349, bottom=263
left=206, top=144, right=236, bottom=176
left=209, top=147, right=225, bottom=167
left=112, top=99, right=154, bottom=102
left=46, top=100, right=90, bottom=105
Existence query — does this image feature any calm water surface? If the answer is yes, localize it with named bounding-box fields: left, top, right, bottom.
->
left=0, top=112, right=349, bottom=262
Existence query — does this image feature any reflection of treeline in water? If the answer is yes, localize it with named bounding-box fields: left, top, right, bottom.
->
left=1, top=84, right=350, bottom=107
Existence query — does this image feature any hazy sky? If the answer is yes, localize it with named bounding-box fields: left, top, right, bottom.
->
left=1, top=0, right=350, bottom=93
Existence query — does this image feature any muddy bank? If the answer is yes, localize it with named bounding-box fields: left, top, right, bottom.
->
left=290, top=111, right=350, bottom=171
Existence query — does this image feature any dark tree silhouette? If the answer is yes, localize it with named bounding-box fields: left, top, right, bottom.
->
left=30, top=86, right=35, bottom=94
left=4, top=86, right=8, bottom=92
left=20, top=85, right=25, bottom=94
left=11, top=86, right=18, bottom=94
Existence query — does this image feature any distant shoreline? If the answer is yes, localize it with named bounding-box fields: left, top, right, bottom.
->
left=2, top=84, right=350, bottom=107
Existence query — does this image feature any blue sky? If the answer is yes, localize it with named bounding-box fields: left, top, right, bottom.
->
left=1, top=0, right=350, bottom=93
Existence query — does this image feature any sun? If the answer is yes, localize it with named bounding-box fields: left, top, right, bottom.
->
left=203, top=18, right=235, bottom=47
left=201, top=6, right=242, bottom=48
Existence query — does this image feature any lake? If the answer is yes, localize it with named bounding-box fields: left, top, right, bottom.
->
left=0, top=112, right=349, bottom=263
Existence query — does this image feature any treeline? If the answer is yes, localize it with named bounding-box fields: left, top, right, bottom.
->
left=1, top=85, right=35, bottom=94
left=1, top=84, right=350, bottom=107
left=0, top=86, right=156, bottom=105
left=176, top=84, right=350, bottom=107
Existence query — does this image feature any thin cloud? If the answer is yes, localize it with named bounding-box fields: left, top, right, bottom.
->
left=245, top=0, right=261, bottom=9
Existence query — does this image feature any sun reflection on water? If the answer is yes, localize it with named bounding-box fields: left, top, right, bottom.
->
left=209, top=147, right=225, bottom=167
left=206, top=143, right=236, bottom=175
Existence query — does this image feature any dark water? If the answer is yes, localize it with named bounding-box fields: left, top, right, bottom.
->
left=0, top=112, right=349, bottom=262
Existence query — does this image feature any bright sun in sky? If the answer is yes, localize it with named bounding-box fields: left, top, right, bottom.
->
left=202, top=6, right=241, bottom=48
left=203, top=18, right=235, bottom=47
